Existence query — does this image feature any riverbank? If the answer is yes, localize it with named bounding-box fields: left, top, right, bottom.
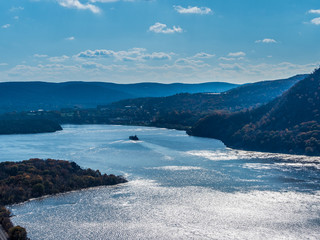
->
left=0, top=119, right=62, bottom=135
left=6, top=125, right=320, bottom=240
left=0, top=159, right=127, bottom=239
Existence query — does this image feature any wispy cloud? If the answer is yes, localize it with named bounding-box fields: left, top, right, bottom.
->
left=192, top=52, right=215, bottom=59
left=76, top=48, right=173, bottom=61
left=175, top=58, right=209, bottom=68
left=77, top=49, right=114, bottom=58
left=1, top=24, right=11, bottom=29
left=219, top=57, right=236, bottom=61
left=141, top=52, right=173, bottom=61
left=311, top=17, right=320, bottom=25
left=9, top=6, right=24, bottom=12
left=49, top=55, right=70, bottom=62
left=89, top=0, right=121, bottom=2
left=308, top=9, right=320, bottom=25
left=309, top=9, right=320, bottom=14
left=149, top=22, right=183, bottom=34
left=5, top=60, right=317, bottom=84
left=174, top=5, right=212, bottom=15
left=34, top=54, right=48, bottom=58
left=255, top=38, right=277, bottom=43
left=57, top=0, right=101, bottom=14
left=65, top=36, right=75, bottom=41
left=228, top=52, right=246, bottom=57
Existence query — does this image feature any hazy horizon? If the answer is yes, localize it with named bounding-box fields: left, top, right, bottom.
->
left=0, top=72, right=307, bottom=85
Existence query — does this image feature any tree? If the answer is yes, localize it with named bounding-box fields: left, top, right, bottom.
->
left=8, top=226, right=28, bottom=240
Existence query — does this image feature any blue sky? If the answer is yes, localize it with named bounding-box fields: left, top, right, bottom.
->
left=0, top=0, right=319, bottom=83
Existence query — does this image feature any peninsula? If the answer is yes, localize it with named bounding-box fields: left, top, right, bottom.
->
left=0, top=159, right=127, bottom=239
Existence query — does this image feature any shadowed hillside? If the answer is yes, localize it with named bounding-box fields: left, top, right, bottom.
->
left=0, top=81, right=237, bottom=113
left=99, top=74, right=306, bottom=129
left=188, top=69, right=320, bottom=155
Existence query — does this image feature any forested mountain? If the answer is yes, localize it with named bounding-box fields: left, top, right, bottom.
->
left=0, top=81, right=237, bottom=113
left=0, top=119, right=62, bottom=135
left=188, top=69, right=320, bottom=155
left=0, top=159, right=127, bottom=239
left=0, top=74, right=306, bottom=133
left=100, top=74, right=306, bottom=129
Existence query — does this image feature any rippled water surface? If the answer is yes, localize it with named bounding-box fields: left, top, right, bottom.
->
left=1, top=125, right=320, bottom=239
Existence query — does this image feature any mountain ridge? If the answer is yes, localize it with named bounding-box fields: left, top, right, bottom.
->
left=188, top=69, right=320, bottom=155
left=0, top=81, right=238, bottom=113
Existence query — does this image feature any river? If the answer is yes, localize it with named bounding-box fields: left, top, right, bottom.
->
left=1, top=125, right=319, bottom=239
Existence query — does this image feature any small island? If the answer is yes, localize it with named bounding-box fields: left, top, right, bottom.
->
left=0, top=159, right=127, bottom=240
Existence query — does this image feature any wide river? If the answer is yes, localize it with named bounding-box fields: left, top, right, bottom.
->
left=1, top=125, right=320, bottom=239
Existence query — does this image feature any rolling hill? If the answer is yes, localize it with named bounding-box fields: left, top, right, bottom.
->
left=0, top=81, right=237, bottom=113
left=100, top=74, right=306, bottom=129
left=188, top=69, right=320, bottom=155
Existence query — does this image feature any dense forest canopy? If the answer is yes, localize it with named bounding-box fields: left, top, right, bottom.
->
left=0, top=159, right=127, bottom=240
left=189, top=68, right=320, bottom=156
left=0, top=159, right=127, bottom=205
left=0, top=81, right=237, bottom=113
left=0, top=119, right=62, bottom=135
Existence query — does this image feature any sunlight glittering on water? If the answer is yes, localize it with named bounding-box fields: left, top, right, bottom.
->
left=1, top=125, right=319, bottom=240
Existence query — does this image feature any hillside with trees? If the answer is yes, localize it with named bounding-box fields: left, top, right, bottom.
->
left=188, top=68, right=320, bottom=156
left=0, top=74, right=305, bottom=132
left=0, top=119, right=62, bottom=135
left=0, top=159, right=127, bottom=239
left=97, top=74, right=306, bottom=129
left=0, top=81, right=237, bottom=113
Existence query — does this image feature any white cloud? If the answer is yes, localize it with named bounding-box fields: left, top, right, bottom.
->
left=192, top=52, right=215, bottom=59
left=255, top=38, right=277, bottom=43
left=9, top=6, right=24, bottom=12
left=141, top=52, right=172, bottom=61
left=149, top=22, right=183, bottom=34
left=65, top=36, right=75, bottom=41
left=57, top=0, right=101, bottom=14
left=219, top=63, right=245, bottom=71
left=0, top=63, right=8, bottom=66
left=219, top=57, right=236, bottom=61
left=174, top=58, right=210, bottom=69
left=311, top=17, right=320, bottom=25
left=219, top=56, right=245, bottom=61
left=309, top=9, right=320, bottom=14
left=228, top=51, right=246, bottom=57
left=1, top=24, right=11, bottom=29
left=76, top=48, right=172, bottom=61
left=3, top=59, right=319, bottom=84
left=77, top=49, right=114, bottom=58
left=308, top=9, right=320, bottom=25
left=34, top=54, right=48, bottom=58
left=89, top=0, right=121, bottom=2
left=49, top=55, right=70, bottom=62
left=175, top=58, right=202, bottom=65
left=56, top=0, right=139, bottom=13
left=174, top=5, right=212, bottom=15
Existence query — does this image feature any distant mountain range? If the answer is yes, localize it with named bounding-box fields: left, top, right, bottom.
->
left=0, top=81, right=237, bottom=113
left=188, top=69, right=320, bottom=155
left=102, top=74, right=306, bottom=129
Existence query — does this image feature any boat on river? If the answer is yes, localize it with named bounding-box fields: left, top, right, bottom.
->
left=129, top=135, right=139, bottom=141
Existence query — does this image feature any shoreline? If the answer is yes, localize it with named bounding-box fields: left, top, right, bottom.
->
left=62, top=123, right=320, bottom=158
left=8, top=182, right=128, bottom=208
left=0, top=159, right=128, bottom=239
